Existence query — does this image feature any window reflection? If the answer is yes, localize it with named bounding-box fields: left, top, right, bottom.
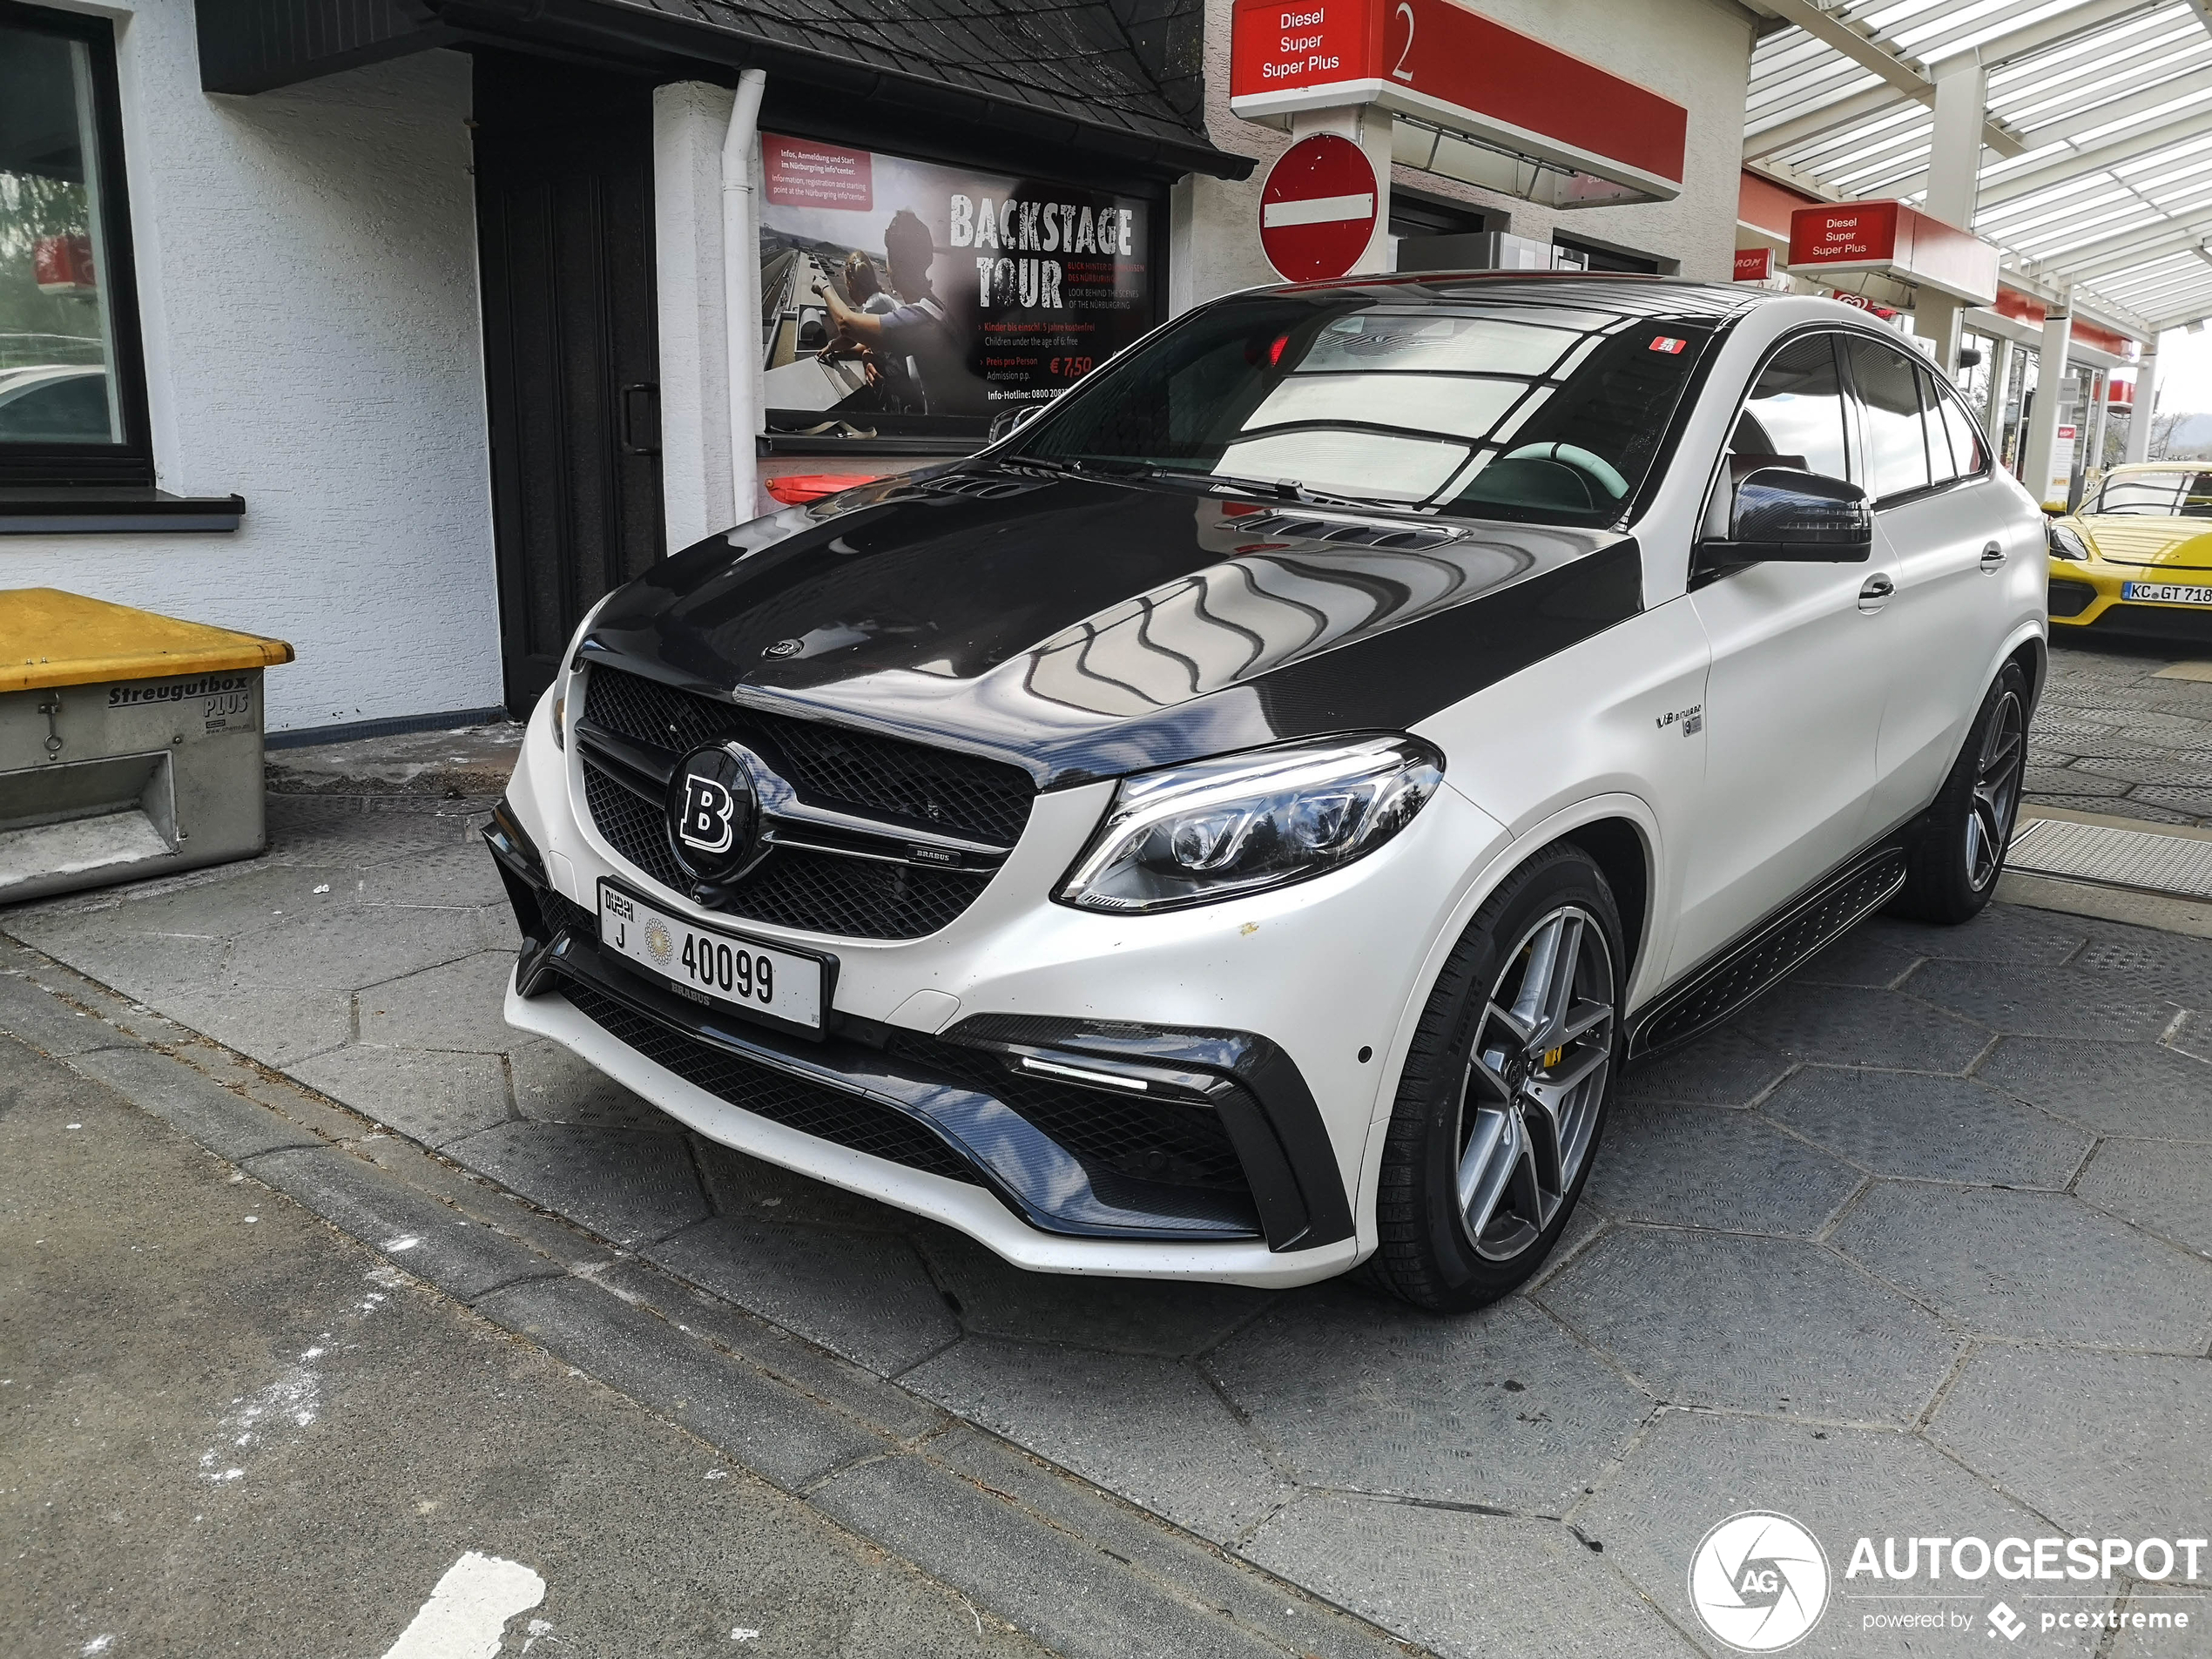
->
left=0, top=18, right=123, bottom=447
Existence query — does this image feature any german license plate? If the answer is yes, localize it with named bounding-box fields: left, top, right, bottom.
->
left=2122, top=581, right=2212, bottom=605
left=597, top=882, right=824, bottom=1030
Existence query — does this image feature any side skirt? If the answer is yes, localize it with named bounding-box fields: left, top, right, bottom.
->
left=1625, top=840, right=1909, bottom=1062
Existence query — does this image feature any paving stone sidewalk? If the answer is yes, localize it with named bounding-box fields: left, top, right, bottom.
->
left=5, top=638, right=2212, bottom=1658
left=2027, top=640, right=2212, bottom=826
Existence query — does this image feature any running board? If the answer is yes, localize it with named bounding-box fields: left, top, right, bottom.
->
left=1626, top=843, right=1909, bottom=1062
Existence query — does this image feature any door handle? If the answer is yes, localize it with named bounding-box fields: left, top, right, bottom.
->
left=1979, top=541, right=2006, bottom=572
left=1858, top=572, right=1894, bottom=613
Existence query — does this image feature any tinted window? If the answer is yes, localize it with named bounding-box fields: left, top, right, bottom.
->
left=1846, top=339, right=1930, bottom=501
left=1926, top=372, right=1986, bottom=479
left=1015, top=291, right=1714, bottom=525
left=1731, top=334, right=1849, bottom=482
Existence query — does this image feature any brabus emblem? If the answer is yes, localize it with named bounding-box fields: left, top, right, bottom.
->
left=678, top=774, right=737, bottom=853
left=763, top=638, right=804, bottom=658
left=665, top=743, right=762, bottom=884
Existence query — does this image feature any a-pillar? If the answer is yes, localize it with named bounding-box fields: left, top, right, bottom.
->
left=2125, top=334, right=2162, bottom=463
left=1919, top=57, right=1987, bottom=378
left=2020, top=305, right=2074, bottom=509
left=1289, top=106, right=1395, bottom=275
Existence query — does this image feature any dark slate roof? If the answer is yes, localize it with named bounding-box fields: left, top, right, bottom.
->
left=599, top=0, right=1234, bottom=172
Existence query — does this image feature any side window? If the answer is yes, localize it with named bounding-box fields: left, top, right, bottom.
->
left=1730, top=334, right=1850, bottom=482
left=1926, top=372, right=1988, bottom=479
left=1844, top=338, right=1930, bottom=502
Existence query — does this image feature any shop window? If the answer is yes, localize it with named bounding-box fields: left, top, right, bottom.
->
left=1552, top=236, right=1660, bottom=276
left=0, top=0, right=152, bottom=487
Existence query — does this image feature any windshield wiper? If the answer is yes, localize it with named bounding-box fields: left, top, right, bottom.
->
left=1137, top=468, right=1404, bottom=513
left=1005, top=454, right=1145, bottom=479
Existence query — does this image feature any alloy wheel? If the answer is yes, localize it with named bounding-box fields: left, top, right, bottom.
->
left=1454, top=906, right=1615, bottom=1263
left=1966, top=690, right=2025, bottom=892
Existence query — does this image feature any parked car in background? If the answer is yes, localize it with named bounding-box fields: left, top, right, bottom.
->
left=485, top=276, right=2048, bottom=1312
left=2047, top=462, right=2212, bottom=638
left=0, top=363, right=111, bottom=444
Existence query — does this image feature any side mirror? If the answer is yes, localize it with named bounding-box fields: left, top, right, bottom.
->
left=1699, top=467, right=1871, bottom=569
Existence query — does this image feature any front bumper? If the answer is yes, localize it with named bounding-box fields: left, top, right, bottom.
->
left=484, top=693, right=1503, bottom=1284
left=2049, top=564, right=2212, bottom=637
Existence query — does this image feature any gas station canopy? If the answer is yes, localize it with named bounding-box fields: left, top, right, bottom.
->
left=1231, top=0, right=1689, bottom=207
left=1744, top=0, right=2212, bottom=336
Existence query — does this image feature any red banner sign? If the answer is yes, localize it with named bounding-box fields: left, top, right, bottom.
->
left=1229, top=0, right=1686, bottom=200
left=1733, top=247, right=1775, bottom=282
left=1786, top=199, right=1998, bottom=307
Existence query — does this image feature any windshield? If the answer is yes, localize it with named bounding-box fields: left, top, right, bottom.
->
left=2087, top=472, right=2212, bottom=517
left=1008, top=290, right=1716, bottom=525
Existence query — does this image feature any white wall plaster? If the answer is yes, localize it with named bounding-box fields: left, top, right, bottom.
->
left=4, top=6, right=501, bottom=735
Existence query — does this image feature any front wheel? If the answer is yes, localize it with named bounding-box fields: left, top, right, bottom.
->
left=1892, top=662, right=2030, bottom=925
left=1371, top=846, right=1624, bottom=1313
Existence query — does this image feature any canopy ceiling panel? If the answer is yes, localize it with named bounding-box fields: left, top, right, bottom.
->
left=1745, top=0, right=2212, bottom=334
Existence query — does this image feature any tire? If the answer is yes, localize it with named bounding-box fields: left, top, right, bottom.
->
left=1891, top=662, right=2030, bottom=926
left=1371, top=846, right=1625, bottom=1313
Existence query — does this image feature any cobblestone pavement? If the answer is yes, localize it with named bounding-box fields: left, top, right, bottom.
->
left=2027, top=638, right=2212, bottom=826
left=5, top=638, right=2212, bottom=1657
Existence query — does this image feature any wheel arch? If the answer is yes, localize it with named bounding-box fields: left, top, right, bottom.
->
left=1557, top=817, right=1650, bottom=983
left=1348, top=793, right=1662, bottom=1262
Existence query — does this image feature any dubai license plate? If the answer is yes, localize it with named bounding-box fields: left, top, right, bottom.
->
left=2122, top=581, right=2212, bottom=606
left=597, top=882, right=825, bottom=1031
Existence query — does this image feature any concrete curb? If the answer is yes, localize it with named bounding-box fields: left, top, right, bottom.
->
left=0, top=937, right=1426, bottom=1659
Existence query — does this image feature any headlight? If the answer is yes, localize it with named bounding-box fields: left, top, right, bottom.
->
left=1055, top=734, right=1444, bottom=914
left=2047, top=522, right=2092, bottom=562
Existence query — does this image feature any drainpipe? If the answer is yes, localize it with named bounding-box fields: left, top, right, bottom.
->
left=722, top=68, right=767, bottom=526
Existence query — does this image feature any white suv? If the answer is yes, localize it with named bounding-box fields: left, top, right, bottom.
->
left=487, top=278, right=2046, bottom=1312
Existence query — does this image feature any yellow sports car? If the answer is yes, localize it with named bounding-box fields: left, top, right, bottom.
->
left=2047, top=462, right=2212, bottom=637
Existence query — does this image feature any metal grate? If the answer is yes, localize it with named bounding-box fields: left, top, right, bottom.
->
left=583, top=664, right=1034, bottom=845
left=556, top=978, right=981, bottom=1186
left=2006, top=817, right=2212, bottom=902
left=581, top=760, right=989, bottom=939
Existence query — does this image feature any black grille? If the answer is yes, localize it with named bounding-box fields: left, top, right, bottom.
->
left=583, top=664, right=1034, bottom=845
left=582, top=762, right=687, bottom=891
left=2048, top=578, right=2097, bottom=618
left=582, top=761, right=991, bottom=939
left=556, top=978, right=981, bottom=1186
left=888, top=1033, right=1251, bottom=1197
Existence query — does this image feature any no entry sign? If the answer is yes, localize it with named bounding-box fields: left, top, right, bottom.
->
left=1259, top=134, right=1377, bottom=282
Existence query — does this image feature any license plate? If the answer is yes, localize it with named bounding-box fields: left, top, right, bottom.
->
left=2121, top=581, right=2212, bottom=605
left=597, top=883, right=825, bottom=1030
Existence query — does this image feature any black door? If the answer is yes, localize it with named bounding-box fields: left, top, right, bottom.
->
left=474, top=51, right=664, bottom=715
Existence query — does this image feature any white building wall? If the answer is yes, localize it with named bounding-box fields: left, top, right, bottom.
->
left=1173, top=0, right=1758, bottom=313
left=4, top=5, right=499, bottom=737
